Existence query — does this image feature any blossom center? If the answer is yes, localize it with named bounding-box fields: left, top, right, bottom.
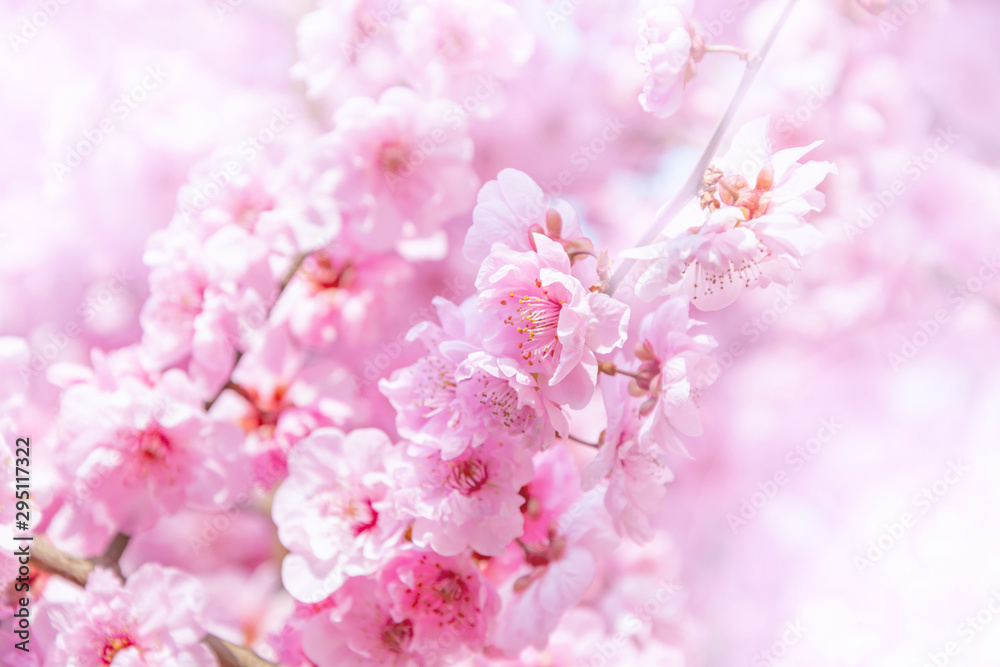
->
left=347, top=497, right=379, bottom=536
left=100, top=633, right=135, bottom=665
left=127, top=425, right=170, bottom=465
left=445, top=458, right=489, bottom=496
left=381, top=619, right=413, bottom=654
left=378, top=141, right=411, bottom=176
left=432, top=570, right=470, bottom=603
left=472, top=373, right=529, bottom=432
left=500, top=285, right=562, bottom=366
left=304, top=251, right=355, bottom=291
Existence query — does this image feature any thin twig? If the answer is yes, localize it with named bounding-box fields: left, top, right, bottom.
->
left=607, top=0, right=800, bottom=296
left=205, top=253, right=308, bottom=411
left=566, top=433, right=600, bottom=448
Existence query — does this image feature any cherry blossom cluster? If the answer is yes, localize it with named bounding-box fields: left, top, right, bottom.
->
left=0, top=0, right=848, bottom=665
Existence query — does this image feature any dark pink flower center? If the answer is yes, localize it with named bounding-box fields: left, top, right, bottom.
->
left=129, top=425, right=170, bottom=465
left=445, top=457, right=489, bottom=496
left=378, top=140, right=411, bottom=176
left=381, top=619, right=413, bottom=654
left=349, top=497, right=379, bottom=537
left=100, top=633, right=135, bottom=665
left=304, top=251, right=355, bottom=291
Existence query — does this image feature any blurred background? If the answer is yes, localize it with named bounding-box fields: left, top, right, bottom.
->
left=3, top=0, right=1000, bottom=665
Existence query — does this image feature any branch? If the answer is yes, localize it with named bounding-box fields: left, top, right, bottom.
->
left=607, top=0, right=800, bottom=296
left=31, top=535, right=284, bottom=667
left=205, top=252, right=309, bottom=411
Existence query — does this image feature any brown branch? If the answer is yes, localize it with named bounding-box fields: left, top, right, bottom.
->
left=32, top=535, right=93, bottom=587
left=31, top=535, right=284, bottom=667
left=205, top=253, right=309, bottom=411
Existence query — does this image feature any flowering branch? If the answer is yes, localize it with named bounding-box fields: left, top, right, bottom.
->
left=204, top=252, right=309, bottom=411
left=607, top=0, right=801, bottom=296
left=32, top=535, right=283, bottom=667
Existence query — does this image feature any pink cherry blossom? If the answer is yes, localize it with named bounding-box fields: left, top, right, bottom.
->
left=380, top=296, right=565, bottom=459
left=396, top=0, right=533, bottom=110
left=632, top=297, right=717, bottom=453
left=46, top=371, right=250, bottom=555
left=624, top=117, right=837, bottom=310
left=316, top=86, right=479, bottom=252
left=301, top=550, right=499, bottom=666
left=476, top=234, right=630, bottom=409
left=41, top=565, right=215, bottom=667
left=273, top=427, right=405, bottom=603
left=491, top=496, right=617, bottom=656
left=394, top=437, right=534, bottom=557
left=215, top=327, right=357, bottom=484
left=636, top=0, right=696, bottom=118
left=581, top=374, right=674, bottom=543
left=464, top=168, right=588, bottom=265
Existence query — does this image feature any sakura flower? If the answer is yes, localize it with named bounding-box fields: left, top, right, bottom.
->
left=317, top=86, right=479, bottom=252
left=394, top=437, right=534, bottom=557
left=379, top=551, right=500, bottom=656
left=491, top=496, right=617, bottom=656
left=636, top=0, right=698, bottom=118
left=396, top=0, right=533, bottom=110
left=215, top=327, right=357, bottom=484
left=139, top=215, right=279, bottom=395
left=380, top=296, right=565, bottom=459
left=41, top=565, right=215, bottom=667
left=293, top=0, right=403, bottom=104
left=302, top=551, right=499, bottom=666
left=463, top=168, right=589, bottom=265
left=301, top=577, right=419, bottom=667
left=476, top=234, right=629, bottom=409
left=630, top=297, right=716, bottom=454
left=46, top=371, right=251, bottom=555
left=624, top=117, right=837, bottom=310
left=581, top=373, right=674, bottom=543
left=273, top=427, right=405, bottom=603
left=273, top=241, right=414, bottom=352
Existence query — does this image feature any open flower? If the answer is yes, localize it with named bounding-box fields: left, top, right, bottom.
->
left=395, top=436, right=534, bottom=557
left=41, top=565, right=214, bottom=667
left=636, top=0, right=698, bottom=118
left=317, top=86, right=479, bottom=252
left=476, top=234, right=629, bottom=409
left=274, top=427, right=405, bottom=603
left=302, top=551, right=499, bottom=666
left=625, top=117, right=837, bottom=309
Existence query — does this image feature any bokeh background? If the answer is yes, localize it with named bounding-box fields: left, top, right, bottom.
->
left=3, top=0, right=1000, bottom=665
